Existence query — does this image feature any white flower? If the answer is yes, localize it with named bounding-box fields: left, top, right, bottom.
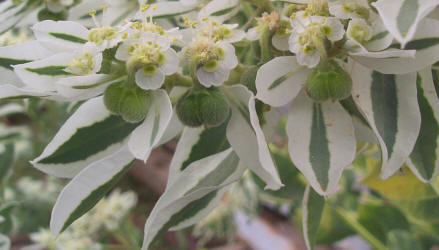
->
left=66, top=43, right=102, bottom=76
left=289, top=12, right=345, bottom=68
left=116, top=32, right=179, bottom=90
left=328, top=0, right=371, bottom=20
left=197, top=19, right=245, bottom=43
left=183, top=36, right=237, bottom=87
left=45, top=0, right=73, bottom=13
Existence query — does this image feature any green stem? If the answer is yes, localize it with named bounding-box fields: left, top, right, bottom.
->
left=259, top=24, right=273, bottom=63
left=335, top=208, right=388, bottom=250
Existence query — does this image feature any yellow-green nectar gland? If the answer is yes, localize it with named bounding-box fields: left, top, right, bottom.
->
left=275, top=20, right=292, bottom=38
left=349, top=23, right=370, bottom=43
left=342, top=3, right=369, bottom=20
left=127, top=41, right=166, bottom=74
left=89, top=26, right=119, bottom=45
left=67, top=52, right=95, bottom=75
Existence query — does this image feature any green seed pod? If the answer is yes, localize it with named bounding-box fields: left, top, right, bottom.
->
left=120, top=88, right=151, bottom=123
left=305, top=60, right=352, bottom=102
left=176, top=87, right=230, bottom=127
left=104, top=81, right=151, bottom=123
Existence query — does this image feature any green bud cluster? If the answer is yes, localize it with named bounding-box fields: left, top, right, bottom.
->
left=176, top=87, right=230, bottom=127
left=104, top=81, right=151, bottom=123
left=305, top=60, right=352, bottom=102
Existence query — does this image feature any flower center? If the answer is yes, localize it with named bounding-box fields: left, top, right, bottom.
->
left=67, top=52, right=95, bottom=75
left=348, top=23, right=370, bottom=43
left=89, top=26, right=119, bottom=45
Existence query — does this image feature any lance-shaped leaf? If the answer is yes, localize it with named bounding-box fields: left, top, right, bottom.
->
left=0, top=41, right=52, bottom=85
left=302, top=185, right=325, bottom=250
left=167, top=120, right=230, bottom=187
left=407, top=67, right=439, bottom=182
left=351, top=63, right=421, bottom=179
left=128, top=90, right=173, bottom=162
left=256, top=56, right=311, bottom=107
left=287, top=93, right=356, bottom=195
left=32, top=20, right=89, bottom=52
left=226, top=85, right=283, bottom=190
left=0, top=233, right=10, bottom=250
left=0, top=84, right=51, bottom=100
left=0, top=0, right=32, bottom=34
left=14, top=53, right=75, bottom=92
left=372, top=0, right=439, bottom=47
left=55, top=74, right=121, bottom=101
left=352, top=18, right=439, bottom=74
left=50, top=146, right=134, bottom=236
left=142, top=149, right=244, bottom=249
left=31, top=97, right=138, bottom=178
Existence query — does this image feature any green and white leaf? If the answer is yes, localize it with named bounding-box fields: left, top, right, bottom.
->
left=32, top=20, right=89, bottom=52
left=387, top=230, right=423, bottom=250
left=286, top=92, right=356, bottom=195
left=0, top=41, right=52, bottom=85
left=128, top=89, right=173, bottom=162
left=50, top=146, right=134, bottom=236
left=55, top=74, right=121, bottom=101
left=0, top=103, right=23, bottom=117
left=0, top=84, right=52, bottom=100
left=32, top=96, right=138, bottom=178
left=14, top=53, right=75, bottom=92
left=0, top=0, right=30, bottom=35
left=351, top=63, right=421, bottom=179
left=256, top=56, right=311, bottom=107
left=198, top=0, right=239, bottom=20
left=167, top=121, right=230, bottom=187
left=226, top=85, right=283, bottom=190
left=142, top=149, right=244, bottom=249
left=302, top=185, right=325, bottom=250
left=407, top=67, right=439, bottom=182
left=353, top=18, right=439, bottom=74
left=372, top=0, right=439, bottom=47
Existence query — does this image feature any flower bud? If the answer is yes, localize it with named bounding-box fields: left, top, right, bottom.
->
left=104, top=81, right=151, bottom=123
left=176, top=87, right=230, bottom=127
left=305, top=60, right=352, bottom=102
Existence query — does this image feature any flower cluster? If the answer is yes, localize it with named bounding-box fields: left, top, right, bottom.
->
left=1, top=0, right=439, bottom=249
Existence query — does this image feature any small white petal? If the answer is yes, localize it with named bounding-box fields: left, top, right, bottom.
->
left=135, top=68, right=165, bottom=90
left=197, top=67, right=230, bottom=87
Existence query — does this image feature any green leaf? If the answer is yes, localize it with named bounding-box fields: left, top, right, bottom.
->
left=286, top=92, right=356, bottom=195
left=50, top=146, right=134, bottom=236
left=32, top=97, right=138, bottom=178
left=302, top=185, right=325, bottom=250
left=352, top=63, right=421, bottom=179
left=408, top=67, right=439, bottom=182
left=387, top=230, right=423, bottom=250
left=142, top=149, right=244, bottom=249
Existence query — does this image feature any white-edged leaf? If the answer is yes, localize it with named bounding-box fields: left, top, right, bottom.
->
left=407, top=67, right=439, bottom=182
left=286, top=92, right=356, bottom=195
left=256, top=56, right=310, bottom=107
left=372, top=0, right=439, bottom=47
left=50, top=146, right=134, bottom=236
left=31, top=96, right=139, bottom=178
left=55, top=74, right=120, bottom=101
left=155, top=110, right=183, bottom=147
left=302, top=185, right=325, bottom=250
left=0, top=103, right=23, bottom=117
left=14, top=53, right=75, bottom=92
left=32, top=20, right=89, bottom=52
left=142, top=149, right=244, bottom=249
left=128, top=89, right=173, bottom=162
left=352, top=18, right=439, bottom=74
left=226, top=85, right=283, bottom=190
left=351, top=63, right=421, bottom=179
left=0, top=41, right=53, bottom=85
left=199, top=0, right=239, bottom=18
left=167, top=121, right=230, bottom=187
left=140, top=2, right=197, bottom=19
left=0, top=84, right=52, bottom=100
